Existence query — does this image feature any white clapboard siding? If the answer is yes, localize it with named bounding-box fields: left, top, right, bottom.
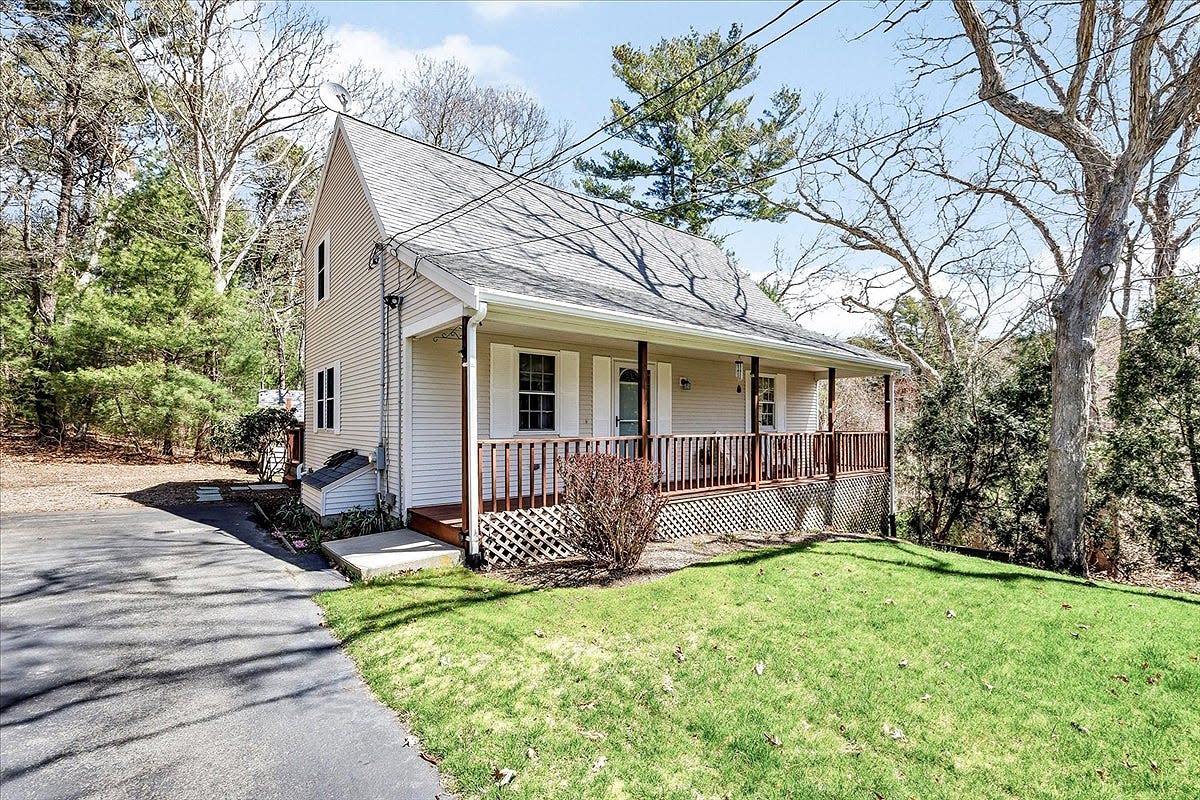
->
left=323, top=466, right=378, bottom=514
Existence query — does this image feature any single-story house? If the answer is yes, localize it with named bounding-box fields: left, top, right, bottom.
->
left=299, top=115, right=905, bottom=567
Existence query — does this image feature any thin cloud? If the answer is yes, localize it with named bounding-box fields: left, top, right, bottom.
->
left=468, top=1, right=582, bottom=22
left=331, top=26, right=520, bottom=86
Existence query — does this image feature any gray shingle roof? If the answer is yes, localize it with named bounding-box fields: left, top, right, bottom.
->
left=301, top=453, right=370, bottom=489
left=339, top=116, right=899, bottom=369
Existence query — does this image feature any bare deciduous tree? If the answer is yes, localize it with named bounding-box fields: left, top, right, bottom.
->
left=111, top=0, right=331, bottom=293
left=947, top=0, right=1200, bottom=572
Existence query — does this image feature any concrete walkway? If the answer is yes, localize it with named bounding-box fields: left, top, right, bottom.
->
left=323, top=530, right=463, bottom=580
left=0, top=504, right=447, bottom=800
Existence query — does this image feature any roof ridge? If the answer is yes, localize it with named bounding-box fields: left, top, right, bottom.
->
left=337, top=113, right=721, bottom=247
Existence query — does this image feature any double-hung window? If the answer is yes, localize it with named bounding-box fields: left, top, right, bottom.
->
left=315, top=366, right=336, bottom=430
left=759, top=375, right=776, bottom=430
left=518, top=352, right=555, bottom=433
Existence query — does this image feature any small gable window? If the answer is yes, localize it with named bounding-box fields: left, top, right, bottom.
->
left=316, top=237, right=327, bottom=302
left=518, top=352, right=556, bottom=432
left=315, top=366, right=337, bottom=430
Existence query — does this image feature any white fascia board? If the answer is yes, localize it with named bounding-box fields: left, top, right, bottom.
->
left=477, top=288, right=908, bottom=375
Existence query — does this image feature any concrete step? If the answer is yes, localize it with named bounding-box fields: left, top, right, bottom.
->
left=321, top=529, right=464, bottom=580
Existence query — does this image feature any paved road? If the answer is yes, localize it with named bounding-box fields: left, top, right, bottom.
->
left=0, top=504, right=446, bottom=800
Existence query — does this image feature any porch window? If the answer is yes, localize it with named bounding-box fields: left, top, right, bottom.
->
left=315, top=366, right=336, bottom=430
left=759, top=375, right=776, bottom=429
left=518, top=352, right=555, bottom=432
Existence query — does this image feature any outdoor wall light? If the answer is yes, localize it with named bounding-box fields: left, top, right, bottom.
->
left=680, top=377, right=692, bottom=391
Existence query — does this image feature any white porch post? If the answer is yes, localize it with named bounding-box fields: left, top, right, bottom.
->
left=464, top=304, right=486, bottom=565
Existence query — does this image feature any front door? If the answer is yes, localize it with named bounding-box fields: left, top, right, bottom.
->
left=614, top=362, right=651, bottom=439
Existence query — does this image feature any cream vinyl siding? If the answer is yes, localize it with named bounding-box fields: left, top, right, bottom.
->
left=323, top=467, right=378, bottom=514
left=303, top=130, right=383, bottom=471
left=395, top=276, right=460, bottom=507
left=407, top=327, right=464, bottom=507
left=782, top=369, right=820, bottom=432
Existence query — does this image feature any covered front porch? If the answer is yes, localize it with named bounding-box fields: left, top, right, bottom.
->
left=407, top=301, right=898, bottom=557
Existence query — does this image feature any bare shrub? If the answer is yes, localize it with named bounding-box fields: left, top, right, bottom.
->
left=559, top=453, right=666, bottom=570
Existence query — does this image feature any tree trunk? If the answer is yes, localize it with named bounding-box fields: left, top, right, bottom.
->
left=1047, top=177, right=1134, bottom=573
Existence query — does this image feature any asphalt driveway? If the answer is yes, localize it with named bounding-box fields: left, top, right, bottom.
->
left=0, top=503, right=446, bottom=800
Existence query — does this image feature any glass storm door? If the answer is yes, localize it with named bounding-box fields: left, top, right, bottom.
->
left=615, top=364, right=650, bottom=439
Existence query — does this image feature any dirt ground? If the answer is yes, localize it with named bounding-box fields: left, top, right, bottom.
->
left=0, top=434, right=265, bottom=514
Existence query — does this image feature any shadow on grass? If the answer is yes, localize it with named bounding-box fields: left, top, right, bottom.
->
left=691, top=537, right=1200, bottom=607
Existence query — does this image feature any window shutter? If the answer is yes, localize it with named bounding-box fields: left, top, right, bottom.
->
left=558, top=350, right=580, bottom=436
left=333, top=364, right=341, bottom=433
left=654, top=361, right=672, bottom=435
left=490, top=343, right=516, bottom=438
left=591, top=356, right=612, bottom=436
left=774, top=373, right=787, bottom=432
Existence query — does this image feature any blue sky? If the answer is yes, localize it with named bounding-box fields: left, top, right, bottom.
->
left=311, top=1, right=968, bottom=335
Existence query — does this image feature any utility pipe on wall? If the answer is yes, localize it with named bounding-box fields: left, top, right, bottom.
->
left=464, top=302, right=488, bottom=566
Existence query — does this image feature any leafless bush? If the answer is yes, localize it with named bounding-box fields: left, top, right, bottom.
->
left=559, top=453, right=665, bottom=570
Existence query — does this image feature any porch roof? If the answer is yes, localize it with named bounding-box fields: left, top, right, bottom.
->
left=336, top=117, right=906, bottom=376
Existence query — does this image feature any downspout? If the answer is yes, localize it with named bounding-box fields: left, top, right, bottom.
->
left=464, top=302, right=488, bottom=566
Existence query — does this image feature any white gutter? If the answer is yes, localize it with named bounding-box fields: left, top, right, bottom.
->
left=464, top=302, right=487, bottom=565
left=475, top=288, right=908, bottom=374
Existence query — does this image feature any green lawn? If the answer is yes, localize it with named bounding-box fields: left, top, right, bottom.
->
left=316, top=540, right=1200, bottom=799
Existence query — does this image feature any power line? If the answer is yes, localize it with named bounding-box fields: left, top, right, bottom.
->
left=427, top=10, right=1200, bottom=261
left=387, top=0, right=837, bottom=248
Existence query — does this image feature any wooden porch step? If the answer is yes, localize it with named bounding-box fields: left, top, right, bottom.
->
left=409, top=504, right=465, bottom=547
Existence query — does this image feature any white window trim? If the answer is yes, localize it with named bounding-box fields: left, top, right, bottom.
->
left=314, top=230, right=330, bottom=306
left=746, top=371, right=780, bottom=432
left=516, top=348, right=559, bottom=436
left=314, top=362, right=340, bottom=433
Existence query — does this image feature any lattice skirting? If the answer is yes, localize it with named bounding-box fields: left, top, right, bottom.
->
left=479, top=473, right=891, bottom=568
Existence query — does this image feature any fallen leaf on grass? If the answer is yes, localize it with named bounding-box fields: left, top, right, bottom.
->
left=1150, top=760, right=1161, bottom=773
left=882, top=723, right=906, bottom=741
left=1061, top=603, right=1073, bottom=609
left=438, top=656, right=451, bottom=667
left=403, top=735, right=419, bottom=748
left=591, top=755, right=607, bottom=773
left=576, top=700, right=597, bottom=710
left=1071, top=721, right=1090, bottom=734
left=754, top=662, right=765, bottom=676
left=1146, top=673, right=1162, bottom=685
left=1112, top=674, right=1129, bottom=683
left=840, top=741, right=864, bottom=755
left=764, top=733, right=782, bottom=747
left=578, top=730, right=606, bottom=741
left=884, top=598, right=895, bottom=606
left=920, top=693, right=932, bottom=702
left=898, top=659, right=909, bottom=668
left=525, top=748, right=537, bottom=761
left=662, top=673, right=676, bottom=694
left=674, top=645, right=686, bottom=662
left=1095, top=768, right=1109, bottom=782
left=945, top=609, right=956, bottom=618
left=493, top=768, right=517, bottom=786
left=533, top=629, right=545, bottom=638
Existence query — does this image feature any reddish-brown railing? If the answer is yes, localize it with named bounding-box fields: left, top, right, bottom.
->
left=478, top=430, right=888, bottom=512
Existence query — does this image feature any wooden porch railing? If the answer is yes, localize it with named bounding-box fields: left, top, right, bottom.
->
left=478, top=430, right=888, bottom=513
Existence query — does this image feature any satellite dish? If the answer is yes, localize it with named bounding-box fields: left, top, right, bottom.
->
left=318, top=81, right=352, bottom=114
